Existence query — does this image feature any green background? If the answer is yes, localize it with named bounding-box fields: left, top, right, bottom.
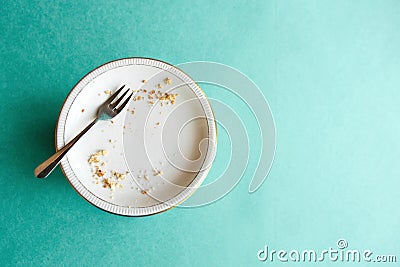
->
left=1, top=0, right=399, bottom=266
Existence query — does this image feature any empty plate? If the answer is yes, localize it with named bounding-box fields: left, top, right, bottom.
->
left=56, top=58, right=217, bottom=216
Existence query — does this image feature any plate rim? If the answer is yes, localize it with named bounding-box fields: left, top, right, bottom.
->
left=55, top=57, right=217, bottom=216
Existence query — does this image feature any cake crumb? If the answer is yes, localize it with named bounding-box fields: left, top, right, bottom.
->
left=96, top=169, right=106, bottom=177
left=154, top=169, right=163, bottom=176
left=102, top=178, right=116, bottom=190
left=141, top=189, right=149, bottom=195
left=164, top=77, right=172, bottom=85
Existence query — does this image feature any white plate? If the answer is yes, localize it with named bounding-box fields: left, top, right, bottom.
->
left=56, top=58, right=217, bottom=216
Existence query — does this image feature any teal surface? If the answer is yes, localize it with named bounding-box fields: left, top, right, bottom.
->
left=1, top=1, right=399, bottom=266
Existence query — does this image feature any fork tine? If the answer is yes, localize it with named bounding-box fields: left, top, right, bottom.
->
left=110, top=89, right=129, bottom=109
left=116, top=93, right=133, bottom=113
left=104, top=85, right=126, bottom=105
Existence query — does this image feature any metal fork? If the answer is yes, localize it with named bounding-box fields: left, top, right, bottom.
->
left=34, top=85, right=132, bottom=178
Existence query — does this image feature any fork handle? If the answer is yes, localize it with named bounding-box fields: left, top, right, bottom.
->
left=34, top=119, right=98, bottom=178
